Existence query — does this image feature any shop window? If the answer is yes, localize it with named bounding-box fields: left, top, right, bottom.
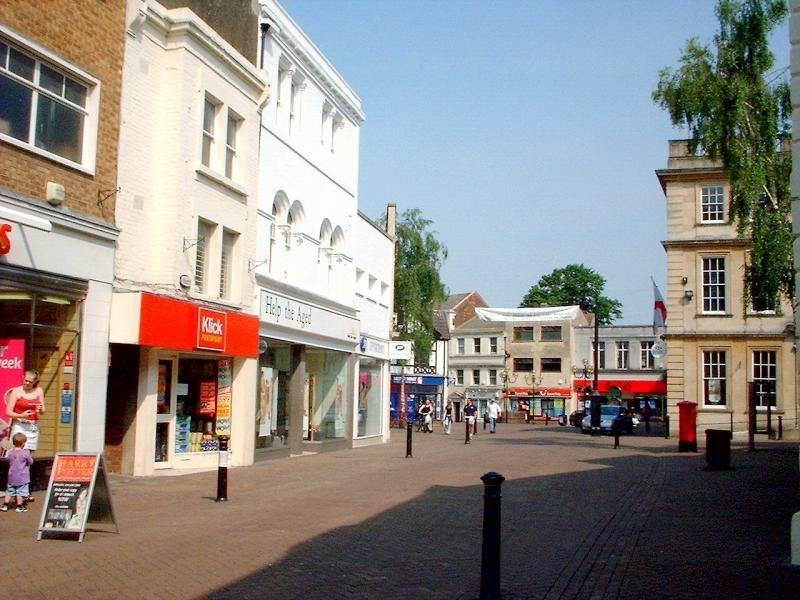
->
left=358, top=358, right=384, bottom=437
left=0, top=285, right=82, bottom=456
left=703, top=350, right=727, bottom=407
left=0, top=31, right=99, bottom=172
left=173, top=358, right=232, bottom=454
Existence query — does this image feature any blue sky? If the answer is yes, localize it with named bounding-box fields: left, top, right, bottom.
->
left=279, top=0, right=790, bottom=324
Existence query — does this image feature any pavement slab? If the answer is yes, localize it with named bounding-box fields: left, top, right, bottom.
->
left=1, top=423, right=798, bottom=599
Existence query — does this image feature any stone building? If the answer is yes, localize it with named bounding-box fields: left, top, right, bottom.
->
left=656, top=140, right=797, bottom=436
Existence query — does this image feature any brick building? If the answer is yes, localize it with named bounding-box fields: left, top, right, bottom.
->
left=0, top=0, right=126, bottom=459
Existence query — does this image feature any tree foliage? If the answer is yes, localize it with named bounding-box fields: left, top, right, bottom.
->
left=391, top=208, right=448, bottom=364
left=519, top=264, right=623, bottom=325
left=653, top=0, right=793, bottom=309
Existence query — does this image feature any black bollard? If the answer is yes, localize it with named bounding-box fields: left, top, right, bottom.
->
left=474, top=417, right=478, bottom=436
left=664, top=414, right=670, bottom=439
left=479, top=471, right=505, bottom=600
left=406, top=421, right=413, bottom=458
left=613, top=429, right=620, bottom=449
left=778, top=415, right=783, bottom=440
left=216, top=436, right=229, bottom=502
left=465, top=418, right=471, bottom=444
left=483, top=414, right=487, bottom=431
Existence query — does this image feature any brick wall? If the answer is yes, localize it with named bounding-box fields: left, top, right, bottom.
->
left=0, top=0, right=126, bottom=224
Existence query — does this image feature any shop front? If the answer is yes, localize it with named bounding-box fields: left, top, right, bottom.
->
left=256, top=286, right=359, bottom=457
left=390, top=373, right=446, bottom=425
left=107, top=292, right=258, bottom=475
left=572, top=378, right=667, bottom=416
left=355, top=334, right=389, bottom=446
left=1, top=198, right=117, bottom=465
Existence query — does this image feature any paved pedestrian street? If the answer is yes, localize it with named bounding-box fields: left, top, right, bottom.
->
left=1, top=423, right=799, bottom=599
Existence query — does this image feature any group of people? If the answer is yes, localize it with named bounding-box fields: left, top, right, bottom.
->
left=415, top=397, right=502, bottom=440
left=1, top=369, right=44, bottom=512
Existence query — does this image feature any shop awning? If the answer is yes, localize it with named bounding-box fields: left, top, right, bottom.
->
left=572, top=378, right=666, bottom=395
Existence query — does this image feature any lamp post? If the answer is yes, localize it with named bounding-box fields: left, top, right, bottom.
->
left=581, top=296, right=601, bottom=430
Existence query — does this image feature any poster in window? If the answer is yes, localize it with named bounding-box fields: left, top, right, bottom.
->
left=215, top=359, right=232, bottom=435
left=707, top=379, right=723, bottom=405
left=198, top=380, right=217, bottom=415
left=258, top=367, right=275, bottom=437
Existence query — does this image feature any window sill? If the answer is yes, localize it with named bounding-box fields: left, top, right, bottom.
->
left=195, top=165, right=248, bottom=198
left=0, top=132, right=96, bottom=176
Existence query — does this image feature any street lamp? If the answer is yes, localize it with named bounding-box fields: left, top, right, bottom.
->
left=580, top=296, right=601, bottom=430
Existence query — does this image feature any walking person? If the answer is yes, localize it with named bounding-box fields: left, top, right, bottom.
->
left=643, top=403, right=653, bottom=434
left=1, top=432, right=33, bottom=512
left=487, top=398, right=502, bottom=433
left=464, top=398, right=477, bottom=443
left=443, top=400, right=453, bottom=434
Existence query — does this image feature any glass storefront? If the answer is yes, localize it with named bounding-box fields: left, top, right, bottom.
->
left=155, top=356, right=233, bottom=463
left=255, top=341, right=351, bottom=449
left=358, top=358, right=383, bottom=437
left=0, top=285, right=82, bottom=456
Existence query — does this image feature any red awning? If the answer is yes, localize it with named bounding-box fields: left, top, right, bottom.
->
left=573, top=378, right=666, bottom=395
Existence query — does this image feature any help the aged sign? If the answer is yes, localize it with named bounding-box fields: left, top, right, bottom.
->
left=197, top=308, right=227, bottom=351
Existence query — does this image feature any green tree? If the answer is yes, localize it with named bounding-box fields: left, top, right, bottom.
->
left=391, top=208, right=448, bottom=364
left=653, top=0, right=793, bottom=309
left=519, top=264, right=622, bottom=325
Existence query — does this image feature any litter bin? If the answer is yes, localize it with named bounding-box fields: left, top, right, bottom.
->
left=558, top=414, right=567, bottom=426
left=705, top=429, right=732, bottom=470
left=677, top=401, right=698, bottom=452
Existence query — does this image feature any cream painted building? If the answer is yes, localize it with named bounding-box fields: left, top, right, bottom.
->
left=657, top=140, right=798, bottom=437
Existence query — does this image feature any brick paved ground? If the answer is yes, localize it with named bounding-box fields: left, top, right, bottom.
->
left=1, top=422, right=798, bottom=599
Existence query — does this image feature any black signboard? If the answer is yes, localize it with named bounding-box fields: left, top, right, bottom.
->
left=37, top=452, right=119, bottom=542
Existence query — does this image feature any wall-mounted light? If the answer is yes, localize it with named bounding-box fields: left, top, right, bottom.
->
left=684, top=289, right=694, bottom=301
left=681, top=276, right=688, bottom=285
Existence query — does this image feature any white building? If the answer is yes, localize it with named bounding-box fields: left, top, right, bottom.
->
left=108, top=0, right=267, bottom=475
left=252, top=0, right=391, bottom=455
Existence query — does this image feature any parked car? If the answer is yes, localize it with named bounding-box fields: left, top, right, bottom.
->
left=568, top=410, right=585, bottom=427
left=581, top=405, right=637, bottom=434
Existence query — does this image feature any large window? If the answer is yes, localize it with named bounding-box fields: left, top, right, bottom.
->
left=219, top=229, right=237, bottom=300
left=595, top=341, right=606, bottom=369
left=224, top=111, right=240, bottom=179
left=541, top=326, right=562, bottom=342
left=457, top=338, right=465, bottom=355
left=0, top=33, right=97, bottom=170
left=540, top=357, right=561, bottom=372
left=194, top=220, right=214, bottom=294
left=703, top=350, right=727, bottom=406
left=616, top=341, right=629, bottom=369
left=702, top=257, right=726, bottom=313
left=641, top=341, right=654, bottom=369
left=472, top=369, right=480, bottom=385
left=701, top=185, right=725, bottom=223
left=513, top=327, right=533, bottom=342
left=490, top=337, right=498, bottom=353
left=473, top=337, right=481, bottom=353
left=489, top=369, right=497, bottom=385
left=456, top=369, right=464, bottom=385
left=201, top=97, right=216, bottom=168
left=752, top=350, right=777, bottom=408
left=514, top=357, right=534, bottom=372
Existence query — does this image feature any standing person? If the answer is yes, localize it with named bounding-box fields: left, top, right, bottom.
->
left=464, top=399, right=477, bottom=443
left=5, top=369, right=45, bottom=454
left=643, top=403, right=653, bottom=434
left=487, top=398, right=502, bottom=434
left=443, top=400, right=453, bottom=434
left=419, top=399, right=433, bottom=433
left=1, top=432, right=33, bottom=512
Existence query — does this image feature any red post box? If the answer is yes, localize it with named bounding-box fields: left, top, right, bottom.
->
left=677, top=401, right=698, bottom=452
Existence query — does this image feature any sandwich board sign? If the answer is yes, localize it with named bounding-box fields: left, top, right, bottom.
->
left=37, top=452, right=119, bottom=542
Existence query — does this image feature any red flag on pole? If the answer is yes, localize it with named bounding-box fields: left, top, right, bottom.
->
left=652, top=278, right=666, bottom=334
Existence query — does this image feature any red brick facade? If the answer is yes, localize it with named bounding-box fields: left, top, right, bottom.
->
left=0, top=0, right=126, bottom=224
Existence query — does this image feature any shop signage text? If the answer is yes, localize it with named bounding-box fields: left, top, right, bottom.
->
left=262, top=293, right=312, bottom=329
left=0, top=223, right=11, bottom=255
left=197, top=308, right=227, bottom=351
left=259, top=289, right=359, bottom=344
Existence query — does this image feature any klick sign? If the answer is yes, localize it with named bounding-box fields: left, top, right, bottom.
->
left=197, top=308, right=227, bottom=351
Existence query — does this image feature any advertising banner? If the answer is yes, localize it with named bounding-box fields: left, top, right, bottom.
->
left=0, top=338, right=25, bottom=430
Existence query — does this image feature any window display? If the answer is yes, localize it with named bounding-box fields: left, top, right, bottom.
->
left=173, top=358, right=231, bottom=454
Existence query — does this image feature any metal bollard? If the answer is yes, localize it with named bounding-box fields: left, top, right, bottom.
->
left=465, top=418, right=471, bottom=444
left=664, top=414, right=670, bottom=439
left=406, top=421, right=413, bottom=458
left=216, top=436, right=229, bottom=502
left=474, top=417, right=478, bottom=436
left=613, top=429, right=620, bottom=449
left=778, top=415, right=783, bottom=440
left=545, top=412, right=549, bottom=426
left=483, top=414, right=487, bottom=431
left=479, top=471, right=505, bottom=600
